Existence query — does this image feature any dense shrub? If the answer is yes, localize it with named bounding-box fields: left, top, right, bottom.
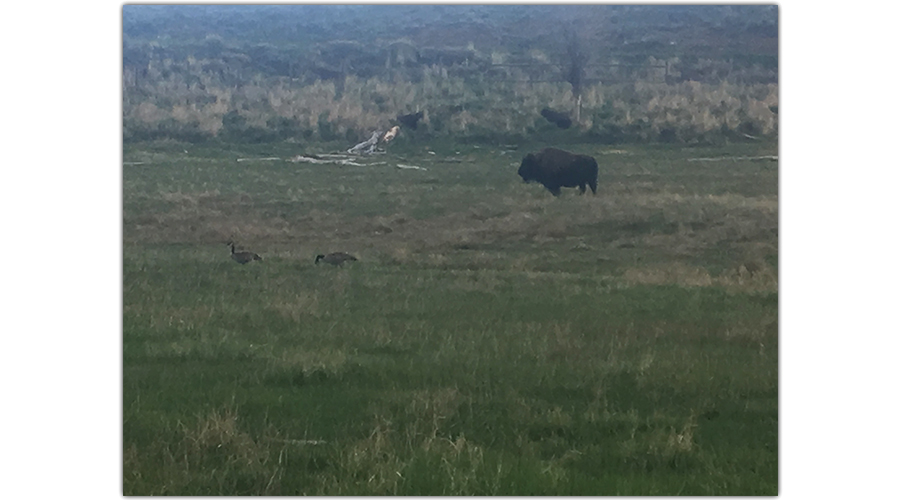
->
left=124, top=65, right=777, bottom=145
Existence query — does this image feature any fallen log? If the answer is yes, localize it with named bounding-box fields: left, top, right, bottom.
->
left=264, top=437, right=327, bottom=446
left=347, top=130, right=383, bottom=155
left=237, top=157, right=282, bottom=162
left=290, top=155, right=364, bottom=166
left=687, top=155, right=778, bottom=162
left=316, top=153, right=355, bottom=159
left=396, top=164, right=427, bottom=171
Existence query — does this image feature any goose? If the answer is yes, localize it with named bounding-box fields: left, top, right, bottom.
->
left=227, top=241, right=262, bottom=264
left=315, top=252, right=358, bottom=266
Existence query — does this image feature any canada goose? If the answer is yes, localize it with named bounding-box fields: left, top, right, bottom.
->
left=315, top=252, right=358, bottom=266
left=227, top=241, right=262, bottom=264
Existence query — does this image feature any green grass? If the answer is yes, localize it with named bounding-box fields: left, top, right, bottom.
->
left=123, top=138, right=777, bottom=495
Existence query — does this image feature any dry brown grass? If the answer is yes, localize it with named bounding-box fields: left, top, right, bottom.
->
left=335, top=417, right=405, bottom=494
left=267, top=291, right=324, bottom=321
left=266, top=346, right=350, bottom=377
left=318, top=386, right=474, bottom=494
left=126, top=179, right=776, bottom=290
left=622, top=260, right=776, bottom=293
left=124, top=407, right=284, bottom=495
left=616, top=410, right=699, bottom=465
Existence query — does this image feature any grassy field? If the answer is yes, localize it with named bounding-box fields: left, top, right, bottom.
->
left=123, top=137, right=778, bottom=495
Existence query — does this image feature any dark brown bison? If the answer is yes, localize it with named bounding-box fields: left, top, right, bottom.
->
left=397, top=111, right=424, bottom=130
left=517, top=148, right=598, bottom=196
left=540, top=108, right=572, bottom=129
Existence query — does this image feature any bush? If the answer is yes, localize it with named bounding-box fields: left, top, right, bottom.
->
left=124, top=71, right=778, bottom=145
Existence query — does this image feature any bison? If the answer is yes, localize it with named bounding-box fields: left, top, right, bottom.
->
left=540, top=108, right=572, bottom=129
left=397, top=111, right=424, bottom=130
left=517, top=147, right=598, bottom=196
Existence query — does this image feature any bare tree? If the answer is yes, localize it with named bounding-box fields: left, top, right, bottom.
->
left=560, top=29, right=589, bottom=124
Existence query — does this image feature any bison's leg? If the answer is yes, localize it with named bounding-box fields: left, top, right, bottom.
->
left=588, top=178, right=597, bottom=195
left=545, top=184, right=562, bottom=196
left=578, top=183, right=587, bottom=194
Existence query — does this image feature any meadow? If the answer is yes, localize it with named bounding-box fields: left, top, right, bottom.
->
left=123, top=136, right=778, bottom=495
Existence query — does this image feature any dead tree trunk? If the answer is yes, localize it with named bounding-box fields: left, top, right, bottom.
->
left=347, top=130, right=383, bottom=155
left=562, top=29, right=588, bottom=126
left=576, top=94, right=582, bottom=124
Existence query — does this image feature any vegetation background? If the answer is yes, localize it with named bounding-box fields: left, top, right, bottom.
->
left=123, top=5, right=777, bottom=145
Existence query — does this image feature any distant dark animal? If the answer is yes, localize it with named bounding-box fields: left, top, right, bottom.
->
left=228, top=241, right=262, bottom=264
left=739, top=260, right=766, bottom=278
left=397, top=111, right=424, bottom=130
left=540, top=108, right=572, bottom=129
left=315, top=252, right=358, bottom=266
left=518, top=148, right=598, bottom=196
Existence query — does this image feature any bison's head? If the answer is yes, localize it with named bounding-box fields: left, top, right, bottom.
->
left=518, top=154, right=538, bottom=183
